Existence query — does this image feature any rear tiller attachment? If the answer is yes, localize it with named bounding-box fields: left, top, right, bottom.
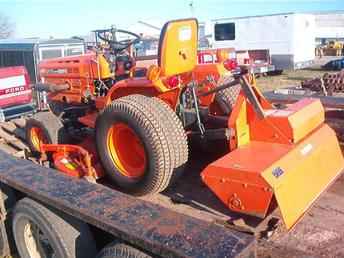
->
left=201, top=76, right=344, bottom=229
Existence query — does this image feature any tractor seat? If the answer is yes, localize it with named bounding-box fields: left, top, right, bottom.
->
left=146, top=65, right=161, bottom=82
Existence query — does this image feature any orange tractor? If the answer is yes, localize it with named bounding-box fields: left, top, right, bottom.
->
left=26, top=19, right=343, bottom=230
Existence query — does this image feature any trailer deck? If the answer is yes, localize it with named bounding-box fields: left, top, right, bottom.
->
left=0, top=117, right=343, bottom=257
left=0, top=119, right=282, bottom=233
left=0, top=149, right=255, bottom=258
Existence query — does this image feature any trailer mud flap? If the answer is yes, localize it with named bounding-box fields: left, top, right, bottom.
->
left=262, top=124, right=344, bottom=229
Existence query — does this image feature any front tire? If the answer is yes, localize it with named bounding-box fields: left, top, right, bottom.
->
left=25, top=111, right=68, bottom=153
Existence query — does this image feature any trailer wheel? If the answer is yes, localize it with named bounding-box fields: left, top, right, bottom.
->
left=215, top=84, right=241, bottom=115
left=96, top=94, right=176, bottom=195
left=0, top=183, right=16, bottom=256
left=0, top=182, right=16, bottom=211
left=96, top=240, right=152, bottom=258
left=26, top=111, right=68, bottom=152
left=12, top=198, right=97, bottom=258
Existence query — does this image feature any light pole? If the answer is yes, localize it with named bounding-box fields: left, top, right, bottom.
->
left=189, top=0, right=195, bottom=17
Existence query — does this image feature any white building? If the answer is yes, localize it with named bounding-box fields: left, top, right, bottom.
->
left=314, top=11, right=344, bottom=44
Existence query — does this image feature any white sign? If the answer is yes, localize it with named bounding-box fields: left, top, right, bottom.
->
left=179, top=26, right=192, bottom=41
left=300, top=143, right=313, bottom=156
left=0, top=75, right=26, bottom=90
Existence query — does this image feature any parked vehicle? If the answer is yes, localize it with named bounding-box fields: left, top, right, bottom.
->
left=322, top=40, right=344, bottom=56
left=236, top=49, right=275, bottom=74
left=0, top=66, right=35, bottom=121
left=323, top=58, right=344, bottom=70
left=197, top=47, right=241, bottom=75
left=197, top=47, right=275, bottom=75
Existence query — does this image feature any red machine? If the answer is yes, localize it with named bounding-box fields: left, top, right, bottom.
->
left=198, top=48, right=240, bottom=75
left=0, top=66, right=34, bottom=121
left=25, top=19, right=344, bottom=230
left=236, top=49, right=275, bottom=75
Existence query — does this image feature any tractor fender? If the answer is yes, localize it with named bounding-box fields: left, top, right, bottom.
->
left=104, top=79, right=181, bottom=110
left=105, top=79, right=159, bottom=106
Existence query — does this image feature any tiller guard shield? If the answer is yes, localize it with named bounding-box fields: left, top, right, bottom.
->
left=202, top=124, right=343, bottom=229
left=201, top=76, right=344, bottom=230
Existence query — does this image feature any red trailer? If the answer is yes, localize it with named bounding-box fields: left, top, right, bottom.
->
left=197, top=47, right=241, bottom=75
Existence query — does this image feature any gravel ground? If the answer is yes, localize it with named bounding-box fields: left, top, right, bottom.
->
left=257, top=173, right=344, bottom=258
left=256, top=56, right=343, bottom=92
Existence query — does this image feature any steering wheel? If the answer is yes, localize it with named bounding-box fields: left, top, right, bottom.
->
left=94, top=28, right=141, bottom=53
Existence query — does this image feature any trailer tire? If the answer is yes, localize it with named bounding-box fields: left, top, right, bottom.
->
left=0, top=183, right=16, bottom=256
left=96, top=240, right=152, bottom=258
left=215, top=84, right=241, bottom=115
left=0, top=182, right=16, bottom=211
left=12, top=198, right=97, bottom=258
left=26, top=111, right=68, bottom=152
left=96, top=94, right=175, bottom=195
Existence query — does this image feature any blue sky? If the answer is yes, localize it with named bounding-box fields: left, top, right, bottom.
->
left=1, top=0, right=344, bottom=38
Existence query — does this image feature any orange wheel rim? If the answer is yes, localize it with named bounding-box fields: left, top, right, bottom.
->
left=30, top=127, right=46, bottom=151
left=107, top=123, right=147, bottom=178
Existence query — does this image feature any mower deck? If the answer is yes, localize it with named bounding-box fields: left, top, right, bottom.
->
left=1, top=116, right=344, bottom=257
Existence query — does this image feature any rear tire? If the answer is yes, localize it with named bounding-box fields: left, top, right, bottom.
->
left=12, top=198, right=97, bottom=258
left=215, top=84, right=241, bottom=115
left=150, top=97, right=189, bottom=184
left=25, top=111, right=68, bottom=152
left=96, top=94, right=179, bottom=195
left=96, top=240, right=152, bottom=258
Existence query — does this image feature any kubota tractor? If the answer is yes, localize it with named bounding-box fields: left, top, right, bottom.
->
left=25, top=18, right=344, bottom=230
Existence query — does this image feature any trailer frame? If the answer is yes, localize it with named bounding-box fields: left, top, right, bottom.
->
left=0, top=149, right=255, bottom=258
